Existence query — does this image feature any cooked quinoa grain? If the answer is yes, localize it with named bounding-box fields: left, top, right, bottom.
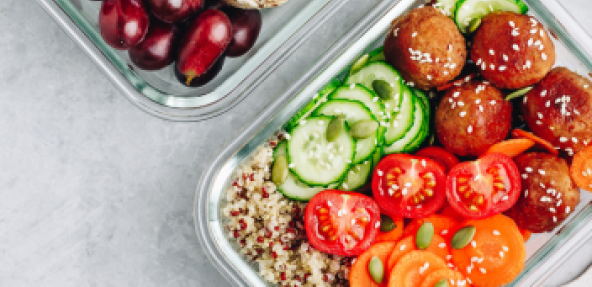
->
left=223, top=136, right=351, bottom=286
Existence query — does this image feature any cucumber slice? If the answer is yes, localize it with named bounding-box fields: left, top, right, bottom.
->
left=384, top=86, right=415, bottom=145
left=436, top=0, right=459, bottom=17
left=411, top=88, right=431, bottom=120
left=454, top=0, right=529, bottom=33
left=340, top=160, right=372, bottom=191
left=314, top=100, right=379, bottom=164
left=273, top=141, right=327, bottom=201
left=285, top=78, right=342, bottom=132
left=384, top=96, right=426, bottom=155
left=287, top=116, right=355, bottom=186
left=345, top=62, right=403, bottom=117
left=403, top=96, right=431, bottom=153
left=329, top=84, right=388, bottom=146
left=368, top=47, right=386, bottom=62
left=372, top=147, right=383, bottom=170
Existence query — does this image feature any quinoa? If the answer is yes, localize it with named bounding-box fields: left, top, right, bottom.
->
left=222, top=135, right=351, bottom=287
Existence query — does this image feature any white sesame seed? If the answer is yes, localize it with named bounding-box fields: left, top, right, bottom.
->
left=350, top=84, right=355, bottom=89
left=458, top=101, right=465, bottom=107
left=539, top=169, right=546, bottom=175
left=502, top=246, right=509, bottom=252
left=522, top=174, right=528, bottom=179
left=460, top=111, right=467, bottom=117
left=467, top=266, right=472, bottom=274
left=557, top=199, right=562, bottom=206
left=566, top=206, right=571, bottom=213
left=439, top=243, right=446, bottom=248
left=480, top=268, right=487, bottom=274
left=528, top=38, right=534, bottom=46
left=500, top=251, right=505, bottom=258
left=490, top=100, right=496, bottom=105
left=400, top=244, right=406, bottom=251
left=441, top=229, right=449, bottom=235
left=493, top=230, right=501, bottom=236
left=502, top=195, right=509, bottom=201
left=481, top=63, right=487, bottom=70
left=471, top=257, right=478, bottom=262
left=553, top=216, right=557, bottom=223
left=538, top=112, right=544, bottom=119
left=471, top=240, right=477, bottom=248
left=467, top=125, right=473, bottom=134
left=490, top=64, right=496, bottom=70
left=560, top=137, right=568, bottom=143
left=513, top=44, right=520, bottom=51
left=509, top=21, right=515, bottom=27
left=525, top=189, right=529, bottom=197
left=453, top=91, right=460, bottom=98
left=446, top=255, right=452, bottom=260
left=550, top=207, right=556, bottom=213
left=531, top=29, right=538, bottom=34
left=489, top=49, right=495, bottom=55
left=377, top=170, right=383, bottom=176
left=375, top=221, right=380, bottom=228
left=476, top=58, right=482, bottom=65
left=412, top=31, right=417, bottom=37
left=499, top=66, right=507, bottom=71
left=542, top=53, right=547, bottom=60
left=536, top=120, right=542, bottom=125
left=511, top=29, right=520, bottom=36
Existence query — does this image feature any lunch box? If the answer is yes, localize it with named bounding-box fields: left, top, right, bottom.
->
left=194, top=0, right=592, bottom=286
left=34, top=0, right=363, bottom=121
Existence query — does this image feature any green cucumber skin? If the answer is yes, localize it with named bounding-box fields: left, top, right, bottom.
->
left=368, top=47, right=386, bottom=62
left=383, top=95, right=426, bottom=155
left=454, top=0, right=529, bottom=33
left=404, top=99, right=431, bottom=153
left=284, top=78, right=342, bottom=132
left=286, top=116, right=355, bottom=187
left=384, top=86, right=416, bottom=145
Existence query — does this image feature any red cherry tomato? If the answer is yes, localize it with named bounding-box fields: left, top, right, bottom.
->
left=446, top=153, right=521, bottom=219
left=415, top=146, right=460, bottom=173
left=372, top=154, right=447, bottom=218
left=304, top=190, right=381, bottom=256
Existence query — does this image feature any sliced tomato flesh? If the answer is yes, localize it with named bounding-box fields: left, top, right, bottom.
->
left=372, top=154, right=447, bottom=218
left=446, top=153, right=521, bottom=219
left=304, top=190, right=380, bottom=256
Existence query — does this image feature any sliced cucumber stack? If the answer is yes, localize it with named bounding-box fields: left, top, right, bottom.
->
left=454, top=0, right=529, bottom=33
left=384, top=93, right=429, bottom=154
left=314, top=99, right=380, bottom=164
left=287, top=116, right=355, bottom=186
left=436, top=0, right=459, bottom=17
left=368, top=47, right=385, bottom=63
left=345, top=62, right=403, bottom=117
left=273, top=141, right=329, bottom=201
left=384, top=86, right=415, bottom=145
left=339, top=159, right=373, bottom=191
left=285, top=78, right=342, bottom=132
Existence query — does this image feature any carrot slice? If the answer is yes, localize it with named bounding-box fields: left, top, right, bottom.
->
left=350, top=241, right=397, bottom=287
left=570, top=146, right=592, bottom=191
left=404, top=215, right=460, bottom=240
left=512, top=129, right=559, bottom=156
left=388, top=251, right=449, bottom=287
left=439, top=205, right=466, bottom=222
left=386, top=235, right=453, bottom=273
left=419, top=269, right=467, bottom=287
left=485, top=139, right=535, bottom=158
left=451, top=214, right=526, bottom=287
left=376, top=217, right=405, bottom=243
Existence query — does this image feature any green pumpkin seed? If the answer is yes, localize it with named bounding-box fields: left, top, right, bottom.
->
left=372, top=80, right=395, bottom=100
left=350, top=54, right=369, bottom=75
left=468, top=17, right=482, bottom=34
left=505, top=86, right=534, bottom=101
left=350, top=120, right=378, bottom=139
left=451, top=225, right=477, bottom=250
left=368, top=256, right=384, bottom=284
left=271, top=155, right=289, bottom=185
left=326, top=116, right=345, bottom=142
left=434, top=278, right=449, bottom=287
left=380, top=215, right=397, bottom=232
left=415, top=222, right=434, bottom=250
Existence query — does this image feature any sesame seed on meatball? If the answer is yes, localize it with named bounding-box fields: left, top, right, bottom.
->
left=384, top=6, right=466, bottom=90
left=471, top=12, right=555, bottom=89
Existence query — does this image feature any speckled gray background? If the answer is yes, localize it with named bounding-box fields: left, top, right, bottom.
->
left=0, top=0, right=591, bottom=286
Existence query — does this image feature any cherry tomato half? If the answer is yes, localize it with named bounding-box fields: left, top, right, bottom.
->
left=304, top=190, right=381, bottom=256
left=415, top=146, right=460, bottom=173
left=446, top=153, right=521, bottom=219
left=372, top=154, right=447, bottom=218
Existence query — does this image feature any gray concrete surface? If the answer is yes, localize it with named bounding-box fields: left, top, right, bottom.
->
left=0, top=0, right=591, bottom=286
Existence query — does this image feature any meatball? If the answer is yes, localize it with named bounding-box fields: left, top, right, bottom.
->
left=471, top=12, right=555, bottom=89
left=436, top=81, right=512, bottom=157
left=522, top=67, right=592, bottom=157
left=505, top=153, right=580, bottom=233
left=384, top=6, right=466, bottom=90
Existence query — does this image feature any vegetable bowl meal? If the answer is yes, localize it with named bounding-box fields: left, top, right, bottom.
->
left=221, top=0, right=592, bottom=286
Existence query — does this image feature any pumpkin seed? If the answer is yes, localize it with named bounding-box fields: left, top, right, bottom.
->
left=326, top=116, right=345, bottom=142
left=468, top=17, right=482, bottom=34
left=372, top=80, right=395, bottom=100
left=451, top=225, right=477, bottom=249
left=368, top=256, right=384, bottom=284
left=415, top=222, right=434, bottom=250
left=350, top=54, right=369, bottom=75
left=434, top=278, right=449, bottom=287
left=505, top=86, right=534, bottom=101
left=350, top=120, right=378, bottom=139
left=271, top=155, right=289, bottom=185
left=380, top=215, right=396, bottom=232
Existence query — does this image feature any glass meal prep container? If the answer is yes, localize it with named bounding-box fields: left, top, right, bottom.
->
left=34, top=0, right=355, bottom=121
left=194, top=0, right=592, bottom=286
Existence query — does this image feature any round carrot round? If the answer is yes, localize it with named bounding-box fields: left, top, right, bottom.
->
left=512, top=129, right=559, bottom=156
left=386, top=234, right=452, bottom=274
left=376, top=217, right=405, bottom=243
left=485, top=138, right=535, bottom=158
left=419, top=268, right=467, bottom=287
left=404, top=215, right=459, bottom=240
left=451, top=214, right=526, bottom=287
left=570, top=146, right=592, bottom=191
left=350, top=241, right=397, bottom=287
left=388, top=250, right=448, bottom=287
